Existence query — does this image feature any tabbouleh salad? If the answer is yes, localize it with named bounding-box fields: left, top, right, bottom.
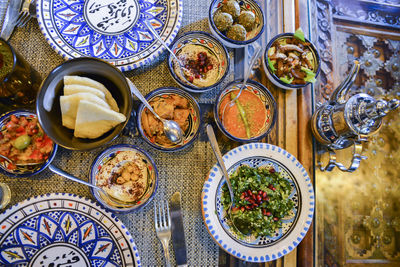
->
left=221, top=165, right=294, bottom=237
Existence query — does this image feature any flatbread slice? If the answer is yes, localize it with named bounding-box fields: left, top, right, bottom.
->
left=64, top=84, right=106, bottom=100
left=60, top=93, right=110, bottom=129
left=64, top=76, right=119, bottom=112
left=74, top=100, right=126, bottom=139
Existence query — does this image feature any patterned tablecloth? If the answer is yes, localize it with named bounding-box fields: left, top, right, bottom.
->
left=0, top=0, right=237, bottom=265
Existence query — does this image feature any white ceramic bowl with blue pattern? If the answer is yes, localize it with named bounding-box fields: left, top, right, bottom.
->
left=201, top=143, right=314, bottom=262
left=167, top=31, right=230, bottom=93
left=89, top=144, right=158, bottom=213
left=36, top=0, right=183, bottom=71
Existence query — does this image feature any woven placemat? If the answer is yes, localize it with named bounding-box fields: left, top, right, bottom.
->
left=0, top=1, right=235, bottom=266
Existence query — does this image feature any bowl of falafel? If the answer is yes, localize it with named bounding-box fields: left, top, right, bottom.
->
left=208, top=0, right=265, bottom=48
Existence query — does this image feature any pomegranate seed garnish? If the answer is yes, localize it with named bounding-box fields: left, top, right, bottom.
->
left=266, top=211, right=272, bottom=216
left=270, top=168, right=276, bottom=173
left=262, top=192, right=267, bottom=198
left=273, top=217, right=279, bottom=221
left=207, top=65, right=213, bottom=70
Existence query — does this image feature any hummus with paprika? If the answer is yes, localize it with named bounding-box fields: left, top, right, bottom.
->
left=96, top=151, right=148, bottom=203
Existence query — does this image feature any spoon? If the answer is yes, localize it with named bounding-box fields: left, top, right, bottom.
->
left=126, top=78, right=184, bottom=145
left=48, top=164, right=134, bottom=208
left=221, top=42, right=262, bottom=126
left=206, top=124, right=247, bottom=236
left=0, top=154, right=43, bottom=166
left=143, top=19, right=195, bottom=87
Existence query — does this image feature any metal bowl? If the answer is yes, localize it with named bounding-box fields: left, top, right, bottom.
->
left=167, top=31, right=230, bottom=93
left=89, top=144, right=158, bottom=213
left=214, top=79, right=276, bottom=142
left=136, top=87, right=201, bottom=152
left=0, top=109, right=58, bottom=177
left=208, top=0, right=265, bottom=48
left=262, top=33, right=321, bottom=90
left=36, top=57, right=133, bottom=151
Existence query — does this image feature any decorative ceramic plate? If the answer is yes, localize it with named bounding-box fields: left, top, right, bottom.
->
left=36, top=0, right=183, bottom=71
left=201, top=143, right=314, bottom=262
left=0, top=193, right=141, bottom=266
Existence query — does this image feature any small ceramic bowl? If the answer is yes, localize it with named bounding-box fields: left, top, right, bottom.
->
left=0, top=110, right=58, bottom=177
left=137, top=87, right=201, bottom=152
left=208, top=0, right=265, bottom=48
left=89, top=144, right=158, bottom=213
left=214, top=79, right=276, bottom=142
left=167, top=31, right=230, bottom=93
left=263, top=33, right=321, bottom=90
left=36, top=57, right=133, bottom=151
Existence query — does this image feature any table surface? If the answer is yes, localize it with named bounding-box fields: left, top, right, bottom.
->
left=0, top=0, right=284, bottom=266
left=2, top=0, right=399, bottom=266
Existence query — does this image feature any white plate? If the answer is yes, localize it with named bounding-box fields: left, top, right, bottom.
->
left=0, top=193, right=141, bottom=266
left=201, top=143, right=314, bottom=262
left=36, top=0, right=183, bottom=71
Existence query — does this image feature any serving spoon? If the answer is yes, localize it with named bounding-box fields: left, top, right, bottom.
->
left=48, top=164, right=135, bottom=208
left=126, top=78, right=184, bottom=145
left=220, top=42, right=262, bottom=127
left=0, top=154, right=44, bottom=166
left=143, top=19, right=196, bottom=87
left=206, top=124, right=247, bottom=236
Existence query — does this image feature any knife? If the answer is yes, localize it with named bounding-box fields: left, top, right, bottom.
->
left=1, top=0, right=23, bottom=41
left=170, top=192, right=188, bottom=267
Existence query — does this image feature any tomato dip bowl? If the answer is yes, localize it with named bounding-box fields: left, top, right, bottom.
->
left=0, top=110, right=57, bottom=177
left=214, top=80, right=276, bottom=142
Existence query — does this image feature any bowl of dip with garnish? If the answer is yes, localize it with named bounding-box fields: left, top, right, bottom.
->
left=214, top=79, right=276, bottom=142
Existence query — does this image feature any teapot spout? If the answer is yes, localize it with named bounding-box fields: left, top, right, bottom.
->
left=330, top=61, right=360, bottom=104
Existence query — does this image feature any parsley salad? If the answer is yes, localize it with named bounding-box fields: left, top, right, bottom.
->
left=221, top=165, right=295, bottom=237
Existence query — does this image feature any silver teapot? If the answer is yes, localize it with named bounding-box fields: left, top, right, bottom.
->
left=311, top=61, right=399, bottom=172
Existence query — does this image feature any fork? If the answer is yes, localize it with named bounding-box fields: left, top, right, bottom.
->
left=15, top=0, right=32, bottom=27
left=154, top=200, right=172, bottom=267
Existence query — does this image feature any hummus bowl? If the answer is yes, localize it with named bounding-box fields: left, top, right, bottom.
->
left=137, top=87, right=201, bottom=152
left=89, top=144, right=158, bottom=213
left=167, top=31, right=230, bottom=93
left=214, top=79, right=276, bottom=142
left=0, top=110, right=58, bottom=178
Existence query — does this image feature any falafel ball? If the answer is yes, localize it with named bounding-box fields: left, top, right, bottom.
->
left=238, top=11, right=256, bottom=31
left=214, top=12, right=234, bottom=32
left=221, top=0, right=240, bottom=19
left=226, top=24, right=247, bottom=41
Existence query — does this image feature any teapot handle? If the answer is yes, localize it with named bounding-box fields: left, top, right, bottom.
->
left=318, top=135, right=367, bottom=172
left=330, top=61, right=360, bottom=104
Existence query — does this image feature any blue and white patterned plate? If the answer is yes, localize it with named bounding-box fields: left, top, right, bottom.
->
left=201, top=143, right=314, bottom=262
left=0, top=193, right=141, bottom=266
left=36, top=0, right=183, bottom=71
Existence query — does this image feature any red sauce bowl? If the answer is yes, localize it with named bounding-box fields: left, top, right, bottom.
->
left=214, top=80, right=276, bottom=142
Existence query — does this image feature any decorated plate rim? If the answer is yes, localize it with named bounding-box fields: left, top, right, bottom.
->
left=201, top=143, right=314, bottom=262
left=36, top=0, right=183, bottom=71
left=0, top=192, right=141, bottom=266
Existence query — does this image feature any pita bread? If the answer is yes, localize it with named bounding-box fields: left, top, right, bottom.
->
left=74, top=100, right=126, bottom=139
left=60, top=93, right=110, bottom=129
left=64, top=76, right=119, bottom=112
left=64, top=84, right=106, bottom=100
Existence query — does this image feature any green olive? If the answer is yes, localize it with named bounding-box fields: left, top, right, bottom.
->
left=13, top=135, right=31, bottom=150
